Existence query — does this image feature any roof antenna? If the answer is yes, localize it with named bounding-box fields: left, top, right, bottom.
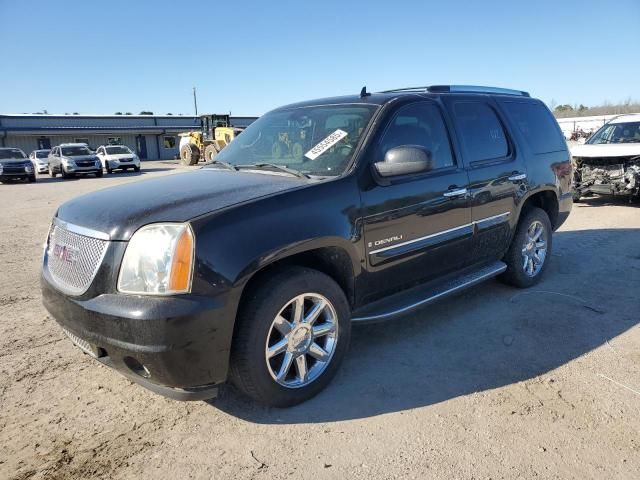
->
left=360, top=86, right=371, bottom=98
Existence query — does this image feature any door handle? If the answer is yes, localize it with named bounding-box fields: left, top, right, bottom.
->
left=508, top=172, right=527, bottom=182
left=443, top=188, right=468, bottom=198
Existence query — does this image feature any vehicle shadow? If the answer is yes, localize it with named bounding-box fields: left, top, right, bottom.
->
left=577, top=195, right=640, bottom=208
left=209, top=228, right=640, bottom=423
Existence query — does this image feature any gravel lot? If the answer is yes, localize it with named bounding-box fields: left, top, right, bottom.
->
left=1, top=163, right=638, bottom=479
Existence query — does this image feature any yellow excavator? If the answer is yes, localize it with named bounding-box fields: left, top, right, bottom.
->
left=178, top=114, right=246, bottom=165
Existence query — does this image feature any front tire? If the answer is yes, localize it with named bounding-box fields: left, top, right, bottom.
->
left=230, top=267, right=351, bottom=407
left=204, top=144, right=219, bottom=162
left=180, top=144, right=200, bottom=166
left=501, top=207, right=552, bottom=288
left=49, top=165, right=57, bottom=178
left=28, top=175, right=36, bottom=183
left=95, top=169, right=103, bottom=178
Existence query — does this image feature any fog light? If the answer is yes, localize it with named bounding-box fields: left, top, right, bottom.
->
left=123, top=356, right=151, bottom=378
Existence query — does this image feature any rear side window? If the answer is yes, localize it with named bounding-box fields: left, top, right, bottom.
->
left=452, top=102, right=509, bottom=162
left=502, top=101, right=566, bottom=154
left=379, top=102, right=455, bottom=170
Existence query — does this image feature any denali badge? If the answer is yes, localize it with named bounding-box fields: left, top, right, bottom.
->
left=51, top=243, right=79, bottom=264
left=368, top=235, right=403, bottom=248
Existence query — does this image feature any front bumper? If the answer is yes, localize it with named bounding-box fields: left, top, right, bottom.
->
left=35, top=163, right=48, bottom=173
left=65, top=166, right=101, bottom=174
left=41, top=272, right=236, bottom=400
left=0, top=172, right=33, bottom=180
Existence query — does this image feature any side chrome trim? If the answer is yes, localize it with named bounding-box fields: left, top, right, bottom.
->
left=369, top=223, right=471, bottom=254
left=368, top=212, right=510, bottom=255
left=53, top=217, right=110, bottom=241
left=352, top=262, right=507, bottom=322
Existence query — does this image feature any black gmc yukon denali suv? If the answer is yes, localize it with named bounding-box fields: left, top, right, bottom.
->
left=42, top=85, right=572, bottom=407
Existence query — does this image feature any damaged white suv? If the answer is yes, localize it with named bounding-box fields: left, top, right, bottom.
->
left=572, top=114, right=640, bottom=201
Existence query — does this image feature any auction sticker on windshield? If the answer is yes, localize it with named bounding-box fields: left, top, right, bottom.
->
left=304, top=129, right=348, bottom=160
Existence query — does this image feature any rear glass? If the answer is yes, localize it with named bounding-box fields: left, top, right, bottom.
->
left=502, top=102, right=566, bottom=154
left=452, top=102, right=509, bottom=162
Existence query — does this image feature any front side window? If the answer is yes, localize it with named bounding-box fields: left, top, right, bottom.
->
left=587, top=121, right=640, bottom=144
left=62, top=146, right=91, bottom=156
left=453, top=102, right=509, bottom=162
left=378, top=102, right=455, bottom=170
left=212, top=104, right=378, bottom=176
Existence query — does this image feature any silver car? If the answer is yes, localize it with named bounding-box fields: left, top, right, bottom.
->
left=48, top=143, right=103, bottom=178
left=29, top=149, right=51, bottom=174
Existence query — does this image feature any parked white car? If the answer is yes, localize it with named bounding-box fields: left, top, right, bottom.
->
left=95, top=145, right=141, bottom=173
left=29, top=149, right=51, bottom=173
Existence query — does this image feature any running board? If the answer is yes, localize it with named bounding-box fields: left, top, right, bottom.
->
left=351, top=261, right=507, bottom=323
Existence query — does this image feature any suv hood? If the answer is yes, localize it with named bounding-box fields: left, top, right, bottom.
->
left=571, top=143, right=640, bottom=158
left=56, top=169, right=308, bottom=240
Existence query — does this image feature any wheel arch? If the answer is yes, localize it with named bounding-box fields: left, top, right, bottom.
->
left=236, top=242, right=359, bottom=312
left=519, top=188, right=560, bottom=230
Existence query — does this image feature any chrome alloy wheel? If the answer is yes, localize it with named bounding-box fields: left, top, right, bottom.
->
left=521, top=220, right=547, bottom=277
left=265, top=293, right=339, bottom=388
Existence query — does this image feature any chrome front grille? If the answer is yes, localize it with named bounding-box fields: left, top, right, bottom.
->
left=45, top=219, right=109, bottom=295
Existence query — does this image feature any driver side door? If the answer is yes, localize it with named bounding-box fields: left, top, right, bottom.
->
left=360, top=100, right=473, bottom=301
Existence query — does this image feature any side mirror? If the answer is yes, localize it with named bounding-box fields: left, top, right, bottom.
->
left=374, top=145, right=432, bottom=178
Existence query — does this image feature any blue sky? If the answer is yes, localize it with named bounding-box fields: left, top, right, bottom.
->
left=1, top=0, right=638, bottom=115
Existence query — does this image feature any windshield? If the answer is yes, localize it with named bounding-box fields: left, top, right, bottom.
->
left=0, top=149, right=26, bottom=159
left=35, top=151, right=50, bottom=158
left=106, top=146, right=132, bottom=155
left=587, top=121, right=640, bottom=144
left=62, top=146, right=92, bottom=156
left=209, top=104, right=378, bottom=176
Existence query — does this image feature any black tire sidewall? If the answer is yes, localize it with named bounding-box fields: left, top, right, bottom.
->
left=231, top=268, right=351, bottom=407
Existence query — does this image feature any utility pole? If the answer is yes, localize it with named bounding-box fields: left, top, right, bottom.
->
left=193, top=87, right=198, bottom=117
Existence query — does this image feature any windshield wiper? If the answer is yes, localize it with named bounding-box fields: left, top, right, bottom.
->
left=237, top=163, right=309, bottom=179
left=206, top=159, right=237, bottom=171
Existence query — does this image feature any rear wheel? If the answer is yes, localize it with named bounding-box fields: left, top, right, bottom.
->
left=204, top=144, right=219, bottom=162
left=180, top=144, right=200, bottom=166
left=501, top=207, right=552, bottom=288
left=230, top=267, right=351, bottom=407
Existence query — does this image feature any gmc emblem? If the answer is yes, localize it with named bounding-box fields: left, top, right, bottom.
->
left=51, top=243, right=78, bottom=264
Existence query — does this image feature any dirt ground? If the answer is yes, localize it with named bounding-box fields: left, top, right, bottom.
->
left=1, top=163, right=638, bottom=480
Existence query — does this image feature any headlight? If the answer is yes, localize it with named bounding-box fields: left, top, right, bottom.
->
left=95, top=160, right=101, bottom=167
left=117, top=223, right=194, bottom=295
left=0, top=164, right=3, bottom=174
left=25, top=164, right=34, bottom=172
left=63, top=159, right=76, bottom=167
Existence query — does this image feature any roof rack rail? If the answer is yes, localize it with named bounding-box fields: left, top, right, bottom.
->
left=380, top=85, right=530, bottom=97
left=379, top=86, right=431, bottom=93
left=427, top=85, right=530, bottom=97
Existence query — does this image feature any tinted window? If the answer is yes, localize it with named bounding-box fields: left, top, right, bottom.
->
left=453, top=102, right=508, bottom=162
left=502, top=102, right=566, bottom=153
left=379, top=102, right=454, bottom=170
